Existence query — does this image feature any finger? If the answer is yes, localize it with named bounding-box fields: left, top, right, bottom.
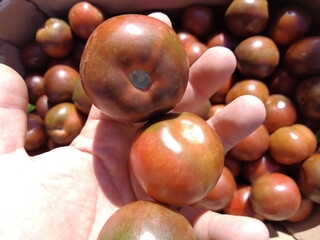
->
left=0, top=64, right=28, bottom=154
left=207, top=95, right=266, bottom=152
left=148, top=12, right=172, bottom=27
left=180, top=206, right=269, bottom=240
left=175, top=46, right=236, bottom=113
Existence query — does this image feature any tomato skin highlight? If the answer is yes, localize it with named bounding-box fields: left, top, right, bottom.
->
left=130, top=112, right=225, bottom=206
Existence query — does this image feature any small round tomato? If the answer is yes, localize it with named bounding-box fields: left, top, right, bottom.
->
left=223, top=185, right=264, bottom=220
left=130, top=112, right=224, bottom=206
left=269, top=124, right=317, bottom=165
left=44, top=65, right=80, bottom=103
left=229, top=124, right=269, bottom=162
left=284, top=36, right=320, bottom=78
left=68, top=1, right=105, bottom=40
left=250, top=173, right=301, bottom=221
left=298, top=153, right=320, bottom=204
left=264, top=94, right=297, bottom=132
left=234, top=36, right=280, bottom=79
left=25, top=113, right=48, bottom=151
left=295, top=77, right=320, bottom=120
left=44, top=102, right=85, bottom=145
left=98, top=201, right=196, bottom=240
left=36, top=18, right=73, bottom=58
left=267, top=5, right=311, bottom=46
left=198, top=166, right=236, bottom=211
left=225, top=79, right=270, bottom=104
left=80, top=14, right=189, bottom=123
left=224, top=0, right=269, bottom=38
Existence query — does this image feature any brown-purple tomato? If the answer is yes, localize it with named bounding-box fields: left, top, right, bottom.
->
left=250, top=173, right=301, bottom=221
left=224, top=0, right=269, bottom=38
left=25, top=74, right=45, bottom=104
left=80, top=14, right=189, bottom=123
left=181, top=5, right=215, bottom=39
left=98, top=201, right=196, bottom=240
left=284, top=36, right=320, bottom=78
left=234, top=36, right=280, bottom=79
left=44, top=65, right=80, bottom=103
left=25, top=113, right=48, bottom=151
left=130, top=112, right=224, bottom=206
left=267, top=5, right=311, bottom=46
left=295, top=77, right=320, bottom=120
left=44, top=102, right=85, bottom=145
left=36, top=18, right=73, bottom=58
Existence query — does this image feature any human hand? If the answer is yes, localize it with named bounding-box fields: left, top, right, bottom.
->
left=0, top=42, right=269, bottom=240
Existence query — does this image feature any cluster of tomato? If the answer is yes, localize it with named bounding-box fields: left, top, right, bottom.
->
left=21, top=0, right=320, bottom=238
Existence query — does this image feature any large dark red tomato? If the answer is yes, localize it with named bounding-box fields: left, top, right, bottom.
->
left=250, top=173, right=301, bottom=221
left=98, top=201, right=196, bottom=239
left=130, top=112, right=224, bottom=206
left=80, top=14, right=189, bottom=123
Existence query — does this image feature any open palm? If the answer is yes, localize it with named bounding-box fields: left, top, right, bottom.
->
left=0, top=47, right=269, bottom=240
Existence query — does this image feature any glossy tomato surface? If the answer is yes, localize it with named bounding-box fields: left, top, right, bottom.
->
left=224, top=0, right=269, bottom=38
left=269, top=124, right=317, bottom=165
left=250, top=173, right=301, bottom=221
left=80, top=14, right=189, bottom=123
left=98, top=201, right=196, bottom=240
left=234, top=36, right=280, bottom=79
left=68, top=1, right=105, bottom=40
left=130, top=112, right=224, bottom=206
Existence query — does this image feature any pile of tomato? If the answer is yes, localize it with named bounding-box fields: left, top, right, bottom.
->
left=20, top=0, right=320, bottom=238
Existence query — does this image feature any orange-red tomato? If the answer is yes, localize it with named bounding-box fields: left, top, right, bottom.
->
left=130, top=112, right=224, bottom=206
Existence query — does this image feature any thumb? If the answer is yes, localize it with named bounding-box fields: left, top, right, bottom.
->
left=0, top=64, right=28, bottom=154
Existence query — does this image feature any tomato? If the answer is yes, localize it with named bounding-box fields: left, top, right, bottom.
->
left=223, top=185, right=264, bottom=221
left=98, top=201, right=196, bottom=239
left=130, top=112, right=224, bottom=206
left=264, top=94, right=297, bottom=132
left=80, top=14, right=189, bottom=123
left=269, top=124, right=317, bottom=165
left=224, top=0, right=269, bottom=38
left=229, top=124, right=269, bottom=162
left=68, top=1, right=105, bottom=40
left=234, top=36, right=280, bottom=79
left=295, top=77, right=320, bottom=120
left=25, top=113, right=48, bottom=151
left=198, top=166, right=236, bottom=211
left=44, top=102, right=85, bottom=145
left=298, top=153, right=320, bottom=204
left=36, top=18, right=73, bottom=58
left=250, top=173, right=301, bottom=221
left=44, top=65, right=80, bottom=103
